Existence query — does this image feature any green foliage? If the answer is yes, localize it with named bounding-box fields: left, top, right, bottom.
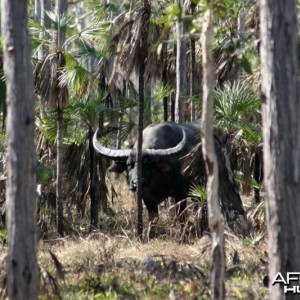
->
left=0, top=228, right=7, bottom=245
left=61, top=54, right=92, bottom=97
left=66, top=96, right=104, bottom=128
left=215, top=82, right=260, bottom=128
left=189, top=183, right=207, bottom=206
left=239, top=121, right=262, bottom=147
left=151, top=83, right=173, bottom=122
left=153, top=83, right=173, bottom=103
left=251, top=177, right=262, bottom=190
left=38, top=110, right=58, bottom=144
left=215, top=81, right=261, bottom=145
left=0, top=132, right=6, bottom=153
left=37, top=162, right=54, bottom=184
left=242, top=232, right=264, bottom=247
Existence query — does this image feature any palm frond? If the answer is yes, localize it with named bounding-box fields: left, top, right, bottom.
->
left=152, top=83, right=173, bottom=103
left=215, top=81, right=261, bottom=133
left=75, top=40, right=103, bottom=63
left=239, top=121, right=262, bottom=147
left=59, top=54, right=92, bottom=97
left=189, top=183, right=207, bottom=205
left=65, top=93, right=108, bottom=129
left=39, top=110, right=58, bottom=144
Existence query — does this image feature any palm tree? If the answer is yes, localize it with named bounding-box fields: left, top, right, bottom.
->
left=32, top=8, right=95, bottom=235
left=213, top=0, right=258, bottom=86
left=54, top=0, right=68, bottom=236
left=32, top=1, right=114, bottom=233
left=65, top=93, right=108, bottom=229
left=214, top=81, right=261, bottom=196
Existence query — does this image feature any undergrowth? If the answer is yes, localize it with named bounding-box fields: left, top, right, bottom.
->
left=0, top=177, right=268, bottom=299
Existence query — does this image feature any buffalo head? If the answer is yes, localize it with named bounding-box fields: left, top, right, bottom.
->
left=92, top=128, right=187, bottom=191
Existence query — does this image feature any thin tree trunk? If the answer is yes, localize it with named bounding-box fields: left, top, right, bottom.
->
left=116, top=80, right=126, bottom=149
left=237, top=6, right=246, bottom=80
left=190, top=37, right=196, bottom=121
left=190, top=1, right=196, bottom=121
left=34, top=0, right=41, bottom=22
left=170, top=92, right=175, bottom=122
left=55, top=0, right=68, bottom=48
left=55, top=0, right=68, bottom=236
left=98, top=75, right=108, bottom=212
left=175, top=0, right=187, bottom=124
left=260, top=1, right=300, bottom=299
left=162, top=68, right=168, bottom=122
left=38, top=0, right=51, bottom=61
left=201, top=8, right=225, bottom=300
left=89, top=128, right=98, bottom=228
left=1, top=0, right=38, bottom=298
left=136, top=0, right=151, bottom=238
left=1, top=86, right=6, bottom=132
left=56, top=107, right=64, bottom=235
left=242, top=153, right=252, bottom=195
left=253, top=149, right=261, bottom=203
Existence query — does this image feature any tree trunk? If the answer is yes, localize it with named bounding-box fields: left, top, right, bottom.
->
left=175, top=0, right=187, bottom=124
left=1, top=0, right=38, bottom=298
left=98, top=76, right=108, bottom=212
left=162, top=68, right=169, bottom=122
left=34, top=0, right=41, bottom=22
left=56, top=107, right=64, bottom=235
left=116, top=80, right=126, bottom=149
left=241, top=151, right=252, bottom=196
left=201, top=8, right=225, bottom=300
left=170, top=92, right=175, bottom=122
left=190, top=38, right=196, bottom=121
left=190, top=1, right=196, bottom=121
left=55, top=0, right=68, bottom=48
left=260, top=1, right=300, bottom=299
left=55, top=0, right=68, bottom=236
left=38, top=0, right=51, bottom=61
left=89, top=128, right=98, bottom=228
left=136, top=0, right=151, bottom=238
left=237, top=6, right=246, bottom=80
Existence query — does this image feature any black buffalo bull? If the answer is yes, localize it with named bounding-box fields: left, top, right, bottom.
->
left=93, top=120, right=248, bottom=235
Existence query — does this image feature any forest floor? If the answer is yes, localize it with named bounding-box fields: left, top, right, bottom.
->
left=0, top=178, right=268, bottom=299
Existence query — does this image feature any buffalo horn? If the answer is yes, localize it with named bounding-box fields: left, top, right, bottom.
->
left=93, top=130, right=131, bottom=159
left=143, top=128, right=186, bottom=156
left=93, top=127, right=186, bottom=158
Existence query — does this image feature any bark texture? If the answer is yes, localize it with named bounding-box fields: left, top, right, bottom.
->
left=55, top=0, right=68, bottom=236
left=136, top=0, right=151, bottom=237
left=1, top=0, right=38, bottom=298
left=260, top=1, right=300, bottom=299
left=201, top=8, right=225, bottom=300
left=175, top=0, right=187, bottom=124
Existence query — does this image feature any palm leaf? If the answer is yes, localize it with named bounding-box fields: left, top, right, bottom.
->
left=239, top=121, right=262, bottom=147
left=215, top=81, right=260, bottom=133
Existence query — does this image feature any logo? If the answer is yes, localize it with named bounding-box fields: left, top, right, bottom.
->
left=272, top=272, right=300, bottom=294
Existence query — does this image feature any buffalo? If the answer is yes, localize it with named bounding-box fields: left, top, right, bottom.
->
left=93, top=119, right=248, bottom=235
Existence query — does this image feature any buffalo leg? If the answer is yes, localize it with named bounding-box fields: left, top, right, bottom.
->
left=174, top=180, right=189, bottom=225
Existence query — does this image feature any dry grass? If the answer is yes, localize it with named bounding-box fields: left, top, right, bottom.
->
left=0, top=177, right=268, bottom=299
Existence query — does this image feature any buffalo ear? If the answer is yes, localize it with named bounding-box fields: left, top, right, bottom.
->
left=108, top=161, right=127, bottom=173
